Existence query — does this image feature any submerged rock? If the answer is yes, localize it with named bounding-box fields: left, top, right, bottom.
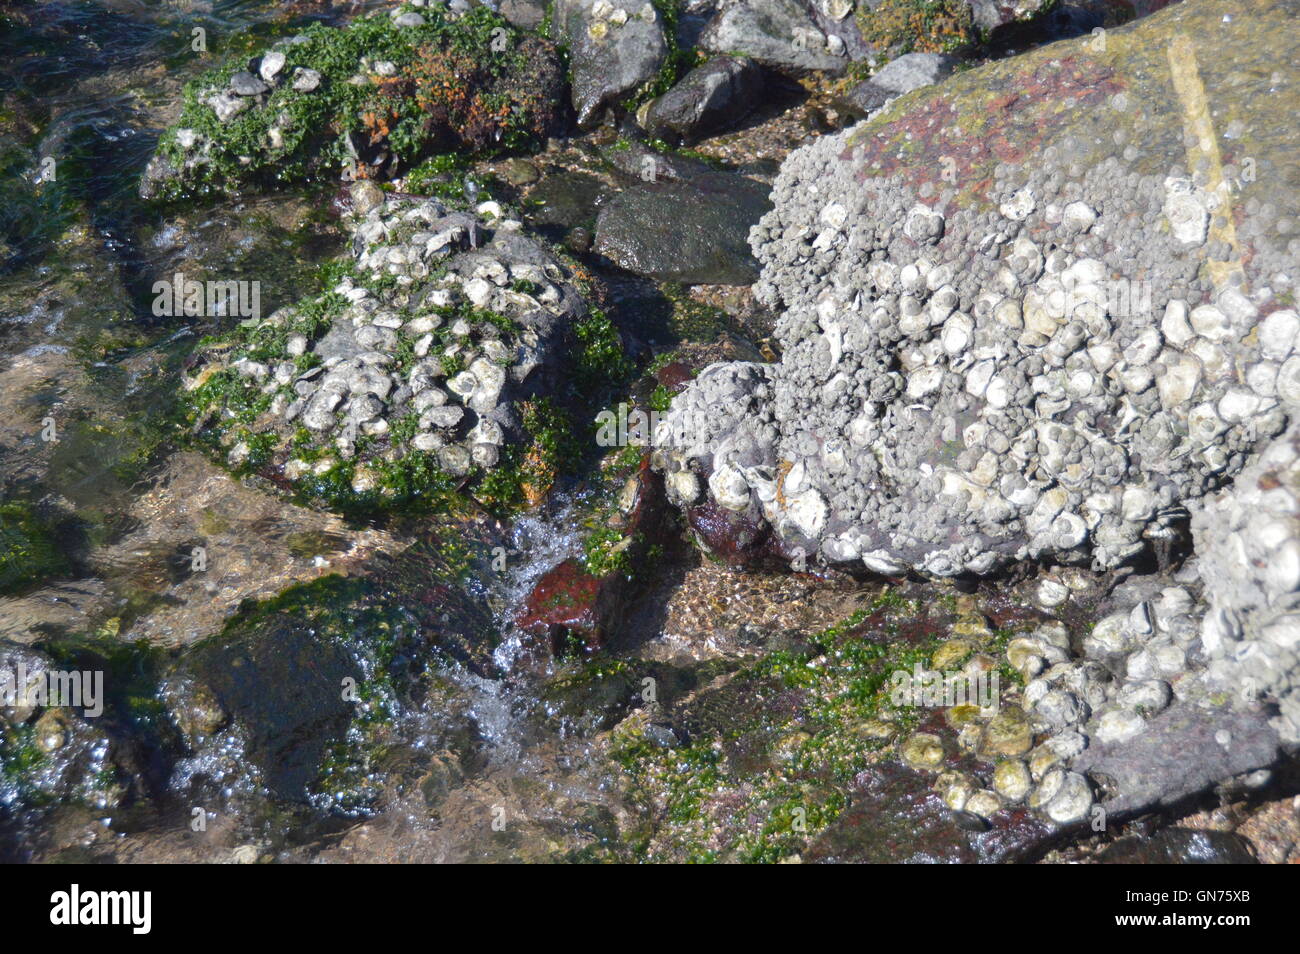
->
left=594, top=170, right=773, bottom=284
left=162, top=557, right=495, bottom=810
left=656, top=0, right=1300, bottom=577
left=0, top=643, right=137, bottom=812
left=516, top=457, right=670, bottom=656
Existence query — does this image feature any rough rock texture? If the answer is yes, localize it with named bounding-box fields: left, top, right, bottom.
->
left=1194, top=423, right=1300, bottom=744
left=140, top=9, right=565, bottom=199
left=183, top=190, right=593, bottom=509
left=594, top=169, right=773, bottom=284
left=1072, top=699, right=1280, bottom=816
left=516, top=458, right=669, bottom=656
left=701, top=0, right=871, bottom=75
left=805, top=761, right=1054, bottom=863
left=558, top=0, right=668, bottom=127
left=642, top=55, right=765, bottom=144
left=656, top=0, right=1300, bottom=578
left=966, top=0, right=1052, bottom=32
left=840, top=51, right=959, bottom=116
left=500, top=0, right=550, bottom=29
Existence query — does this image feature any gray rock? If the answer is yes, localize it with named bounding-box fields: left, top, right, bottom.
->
left=654, top=0, right=1299, bottom=578
left=1193, top=422, right=1300, bottom=743
left=967, top=0, right=1052, bottom=32
left=500, top=0, right=549, bottom=29
left=840, top=52, right=959, bottom=115
left=349, top=179, right=385, bottom=216
left=642, top=55, right=764, bottom=144
left=292, top=67, right=322, bottom=92
left=185, top=194, right=595, bottom=508
left=700, top=0, right=864, bottom=74
left=258, top=50, right=286, bottom=83
left=230, top=71, right=269, bottom=96
left=594, top=171, right=773, bottom=284
left=205, top=91, right=249, bottom=122
left=559, top=0, right=668, bottom=127
left=1072, top=701, right=1280, bottom=817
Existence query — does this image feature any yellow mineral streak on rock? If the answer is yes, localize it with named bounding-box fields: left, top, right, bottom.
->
left=1166, top=32, right=1246, bottom=291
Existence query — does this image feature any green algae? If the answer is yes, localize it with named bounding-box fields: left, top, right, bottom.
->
left=856, top=0, right=977, bottom=57
left=0, top=501, right=68, bottom=595
left=608, top=592, right=948, bottom=862
left=153, top=6, right=559, bottom=201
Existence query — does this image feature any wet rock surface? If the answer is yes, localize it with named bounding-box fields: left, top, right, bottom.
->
left=594, top=168, right=773, bottom=283
left=559, top=0, right=669, bottom=127
left=162, top=547, right=497, bottom=810
left=805, top=761, right=1055, bottom=863
left=517, top=457, right=670, bottom=655
left=3, top=0, right=1299, bottom=867
left=642, top=55, right=765, bottom=145
left=1096, top=827, right=1259, bottom=864
left=182, top=188, right=597, bottom=514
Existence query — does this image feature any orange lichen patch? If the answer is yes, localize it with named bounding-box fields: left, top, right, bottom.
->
left=858, top=0, right=977, bottom=56
left=402, top=40, right=552, bottom=153
left=774, top=459, right=794, bottom=508
left=520, top=444, right=556, bottom=508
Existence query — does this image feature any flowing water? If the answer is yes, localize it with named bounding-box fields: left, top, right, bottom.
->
left=0, top=1, right=663, bottom=860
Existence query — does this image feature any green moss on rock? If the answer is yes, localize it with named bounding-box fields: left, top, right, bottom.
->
left=0, top=502, right=68, bottom=595
left=144, top=6, right=565, bottom=201
left=857, top=0, right=978, bottom=56
left=608, top=594, right=948, bottom=862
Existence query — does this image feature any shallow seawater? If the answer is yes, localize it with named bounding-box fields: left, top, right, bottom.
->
left=0, top=2, right=654, bottom=861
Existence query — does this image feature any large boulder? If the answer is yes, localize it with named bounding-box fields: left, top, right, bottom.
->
left=1194, top=423, right=1300, bottom=744
left=655, top=0, right=1300, bottom=577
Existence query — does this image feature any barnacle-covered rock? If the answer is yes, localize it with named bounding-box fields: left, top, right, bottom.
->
left=656, top=0, right=1300, bottom=577
left=1194, top=422, right=1300, bottom=744
left=181, top=190, right=604, bottom=515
